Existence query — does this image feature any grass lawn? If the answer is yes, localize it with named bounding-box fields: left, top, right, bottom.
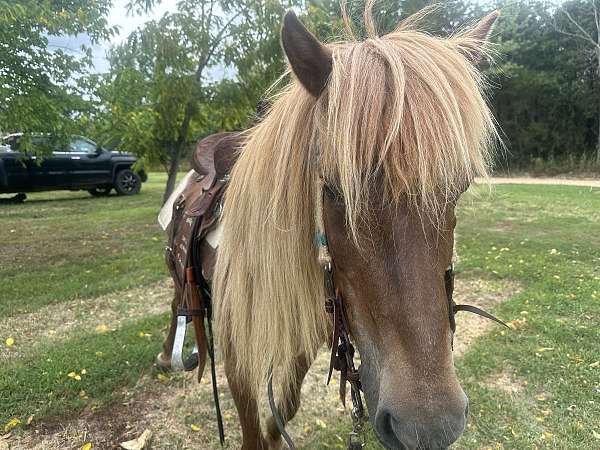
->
left=0, top=174, right=173, bottom=427
left=0, top=174, right=170, bottom=317
left=307, top=184, right=600, bottom=449
left=1, top=181, right=599, bottom=449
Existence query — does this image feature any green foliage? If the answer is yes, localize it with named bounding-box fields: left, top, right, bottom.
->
left=95, top=0, right=301, bottom=200
left=486, top=0, right=599, bottom=168
left=3, top=0, right=600, bottom=175
left=0, top=1, right=116, bottom=146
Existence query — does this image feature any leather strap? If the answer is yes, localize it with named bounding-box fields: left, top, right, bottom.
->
left=268, top=370, right=297, bottom=450
left=453, top=303, right=509, bottom=328
left=184, top=268, right=208, bottom=379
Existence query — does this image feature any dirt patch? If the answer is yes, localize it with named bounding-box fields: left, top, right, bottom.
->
left=9, top=380, right=169, bottom=450
left=0, top=281, right=172, bottom=364
left=452, top=277, right=523, bottom=358
left=483, top=369, right=527, bottom=396
left=6, top=276, right=520, bottom=449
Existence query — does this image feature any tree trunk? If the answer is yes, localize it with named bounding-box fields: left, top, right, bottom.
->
left=597, top=47, right=600, bottom=164
left=163, top=148, right=181, bottom=205
left=162, top=100, right=195, bottom=204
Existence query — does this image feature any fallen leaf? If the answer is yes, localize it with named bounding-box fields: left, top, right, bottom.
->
left=68, top=372, right=77, bottom=378
left=95, top=324, right=108, bottom=334
left=537, top=347, right=554, bottom=353
left=542, top=431, right=554, bottom=440
left=156, top=373, right=169, bottom=382
left=81, top=369, right=87, bottom=375
left=315, top=419, right=327, bottom=429
left=81, top=443, right=93, bottom=450
left=592, top=430, right=600, bottom=439
left=120, top=429, right=152, bottom=450
left=589, top=361, right=599, bottom=368
left=3, top=418, right=20, bottom=433
left=190, top=424, right=201, bottom=432
left=5, top=337, right=14, bottom=347
left=26, top=415, right=34, bottom=425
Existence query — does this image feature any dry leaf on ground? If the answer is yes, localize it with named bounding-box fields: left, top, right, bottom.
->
left=120, top=429, right=152, bottom=450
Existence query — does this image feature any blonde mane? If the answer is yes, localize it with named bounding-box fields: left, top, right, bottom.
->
left=213, top=6, right=498, bottom=398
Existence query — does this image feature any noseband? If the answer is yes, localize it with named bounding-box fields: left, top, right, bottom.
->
left=269, top=176, right=508, bottom=450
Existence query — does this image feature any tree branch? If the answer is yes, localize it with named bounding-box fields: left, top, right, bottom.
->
left=206, top=0, right=216, bottom=37
left=555, top=25, right=597, bottom=46
left=195, top=11, right=242, bottom=82
left=593, top=0, right=600, bottom=43
left=561, top=7, right=598, bottom=47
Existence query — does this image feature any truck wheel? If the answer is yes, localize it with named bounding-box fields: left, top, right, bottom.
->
left=114, top=169, right=141, bottom=195
left=88, top=187, right=112, bottom=197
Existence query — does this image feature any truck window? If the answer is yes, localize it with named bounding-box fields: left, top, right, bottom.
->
left=69, top=139, right=97, bottom=154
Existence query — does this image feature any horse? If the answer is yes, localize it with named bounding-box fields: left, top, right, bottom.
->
left=161, top=4, right=501, bottom=449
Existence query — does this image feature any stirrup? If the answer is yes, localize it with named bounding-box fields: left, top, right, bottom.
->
left=171, top=315, right=199, bottom=371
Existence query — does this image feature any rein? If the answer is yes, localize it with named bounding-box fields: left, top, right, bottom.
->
left=268, top=175, right=509, bottom=450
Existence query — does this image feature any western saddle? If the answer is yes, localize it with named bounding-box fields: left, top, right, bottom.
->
left=163, top=131, right=243, bottom=443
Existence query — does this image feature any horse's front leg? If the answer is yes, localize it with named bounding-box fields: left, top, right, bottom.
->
left=225, top=353, right=270, bottom=450
left=156, top=289, right=180, bottom=369
left=265, top=353, right=312, bottom=449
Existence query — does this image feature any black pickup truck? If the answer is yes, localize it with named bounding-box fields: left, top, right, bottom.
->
left=0, top=134, right=147, bottom=200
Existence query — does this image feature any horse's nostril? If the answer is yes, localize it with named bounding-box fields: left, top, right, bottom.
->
left=465, top=401, right=470, bottom=418
left=374, top=409, right=411, bottom=450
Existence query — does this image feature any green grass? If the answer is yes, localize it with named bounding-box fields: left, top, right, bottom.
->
left=0, top=174, right=170, bottom=317
left=0, top=174, right=175, bottom=428
left=306, top=184, right=600, bottom=449
left=0, top=314, right=167, bottom=424
left=2, top=181, right=599, bottom=448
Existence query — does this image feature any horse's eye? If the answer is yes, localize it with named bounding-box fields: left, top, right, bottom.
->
left=324, top=184, right=344, bottom=204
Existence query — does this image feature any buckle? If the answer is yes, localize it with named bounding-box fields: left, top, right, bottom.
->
left=325, top=298, right=335, bottom=313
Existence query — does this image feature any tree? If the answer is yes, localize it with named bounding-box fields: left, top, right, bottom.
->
left=482, top=0, right=598, bottom=168
left=99, top=0, right=298, bottom=203
left=0, top=1, right=116, bottom=146
left=553, top=0, right=600, bottom=162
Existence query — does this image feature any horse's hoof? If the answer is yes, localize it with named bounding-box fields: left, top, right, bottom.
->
left=265, top=434, right=284, bottom=450
left=155, top=352, right=172, bottom=371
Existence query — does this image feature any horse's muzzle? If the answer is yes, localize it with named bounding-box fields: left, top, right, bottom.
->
left=370, top=385, right=468, bottom=450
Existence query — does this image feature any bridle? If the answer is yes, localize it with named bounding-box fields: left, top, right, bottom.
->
left=269, top=175, right=508, bottom=450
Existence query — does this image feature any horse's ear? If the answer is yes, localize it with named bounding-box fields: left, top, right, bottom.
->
left=459, top=11, right=500, bottom=63
left=281, top=10, right=332, bottom=97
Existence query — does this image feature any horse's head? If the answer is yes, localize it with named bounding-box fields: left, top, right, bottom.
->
left=281, top=9, right=499, bottom=450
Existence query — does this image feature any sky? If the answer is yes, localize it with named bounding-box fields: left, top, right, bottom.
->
left=47, top=0, right=178, bottom=73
